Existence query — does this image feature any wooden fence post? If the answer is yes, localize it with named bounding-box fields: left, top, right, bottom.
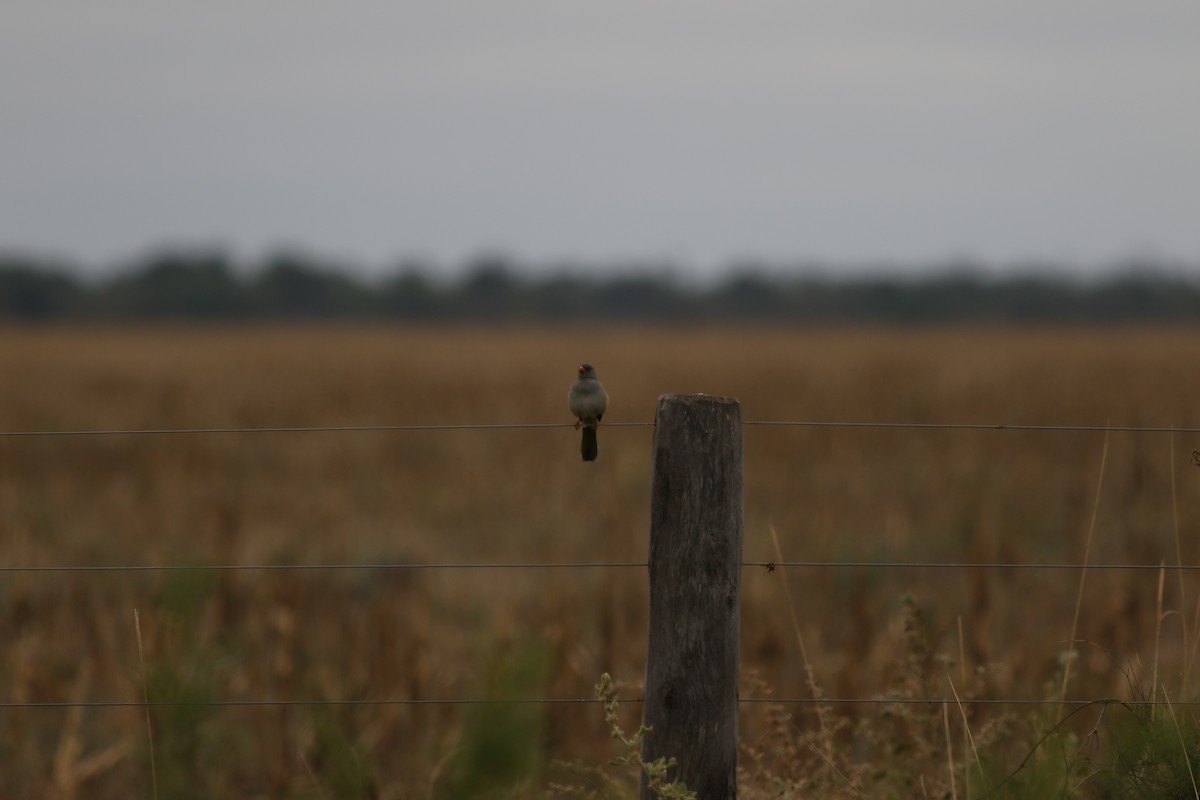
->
left=641, top=394, right=742, bottom=799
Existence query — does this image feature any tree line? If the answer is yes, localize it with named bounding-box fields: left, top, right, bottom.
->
left=1, top=249, right=1198, bottom=323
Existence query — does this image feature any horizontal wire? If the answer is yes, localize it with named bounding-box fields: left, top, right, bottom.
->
left=0, top=421, right=651, bottom=438
left=749, top=697, right=1173, bottom=707
left=0, top=420, right=1197, bottom=437
left=744, top=561, right=1200, bottom=571
left=3, top=561, right=1197, bottom=573
left=0, top=698, right=615, bottom=709
left=0, top=697, right=1187, bottom=710
left=744, top=421, right=1200, bottom=433
left=5, top=421, right=1190, bottom=715
left=0, top=561, right=648, bottom=573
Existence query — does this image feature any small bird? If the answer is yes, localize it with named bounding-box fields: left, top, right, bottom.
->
left=568, top=363, right=609, bottom=462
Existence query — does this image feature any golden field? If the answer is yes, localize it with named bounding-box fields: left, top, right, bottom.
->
left=4, top=324, right=1200, bottom=798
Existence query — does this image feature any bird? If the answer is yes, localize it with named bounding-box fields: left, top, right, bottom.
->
left=568, top=363, right=609, bottom=462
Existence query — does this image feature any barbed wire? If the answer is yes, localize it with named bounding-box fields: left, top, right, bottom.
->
left=1, top=420, right=1198, bottom=438
left=0, top=422, right=646, bottom=438
left=745, top=421, right=1200, bottom=433
left=745, top=560, right=1200, bottom=572
left=3, top=560, right=1197, bottom=573
left=6, top=418, right=1197, bottom=737
left=0, top=561, right=648, bottom=573
left=0, top=421, right=657, bottom=438
left=1, top=697, right=1191, bottom=710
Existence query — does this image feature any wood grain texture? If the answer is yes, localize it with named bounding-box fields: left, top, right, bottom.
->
left=641, top=393, right=743, bottom=800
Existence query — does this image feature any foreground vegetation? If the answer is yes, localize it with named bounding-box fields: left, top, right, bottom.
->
left=2, top=325, right=1200, bottom=797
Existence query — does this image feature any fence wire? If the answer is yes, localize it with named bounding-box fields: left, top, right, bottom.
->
left=3, top=560, right=1198, bottom=573
left=4, top=417, right=1198, bottom=721
left=0, top=422, right=647, bottom=437
left=0, top=419, right=1199, bottom=437
left=2, top=697, right=1195, bottom=710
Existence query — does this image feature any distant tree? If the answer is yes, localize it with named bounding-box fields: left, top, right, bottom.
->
left=101, top=251, right=244, bottom=318
left=379, top=263, right=442, bottom=319
left=713, top=270, right=791, bottom=319
left=596, top=272, right=693, bottom=319
left=1086, top=270, right=1200, bottom=321
left=3, top=248, right=1200, bottom=322
left=249, top=253, right=372, bottom=318
left=456, top=256, right=524, bottom=319
left=527, top=271, right=595, bottom=320
left=0, top=256, right=81, bottom=319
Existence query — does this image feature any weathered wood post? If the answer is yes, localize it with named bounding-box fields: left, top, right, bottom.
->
left=641, top=394, right=742, bottom=799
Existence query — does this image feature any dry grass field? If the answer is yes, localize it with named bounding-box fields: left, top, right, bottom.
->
left=4, top=324, right=1200, bottom=797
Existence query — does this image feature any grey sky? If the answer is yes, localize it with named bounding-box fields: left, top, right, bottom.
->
left=2, top=2, right=1198, bottom=275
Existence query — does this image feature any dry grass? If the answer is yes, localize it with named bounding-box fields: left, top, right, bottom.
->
left=3, top=324, right=1200, bottom=796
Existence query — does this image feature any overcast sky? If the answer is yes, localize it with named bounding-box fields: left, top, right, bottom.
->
left=2, top=3, right=1198, bottom=276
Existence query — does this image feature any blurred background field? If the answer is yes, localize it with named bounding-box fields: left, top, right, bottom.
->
left=6, top=5, right=1200, bottom=796
left=4, top=323, right=1200, bottom=797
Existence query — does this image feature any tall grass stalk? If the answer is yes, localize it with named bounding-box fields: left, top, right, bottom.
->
left=946, top=673, right=984, bottom=791
left=1154, top=564, right=1166, bottom=715
left=134, top=608, right=159, bottom=800
left=768, top=524, right=837, bottom=779
left=1059, top=428, right=1110, bottom=718
left=1171, top=433, right=1192, bottom=695
left=942, top=702, right=958, bottom=800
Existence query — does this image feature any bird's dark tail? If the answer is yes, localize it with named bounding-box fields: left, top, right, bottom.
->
left=581, top=424, right=599, bottom=462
